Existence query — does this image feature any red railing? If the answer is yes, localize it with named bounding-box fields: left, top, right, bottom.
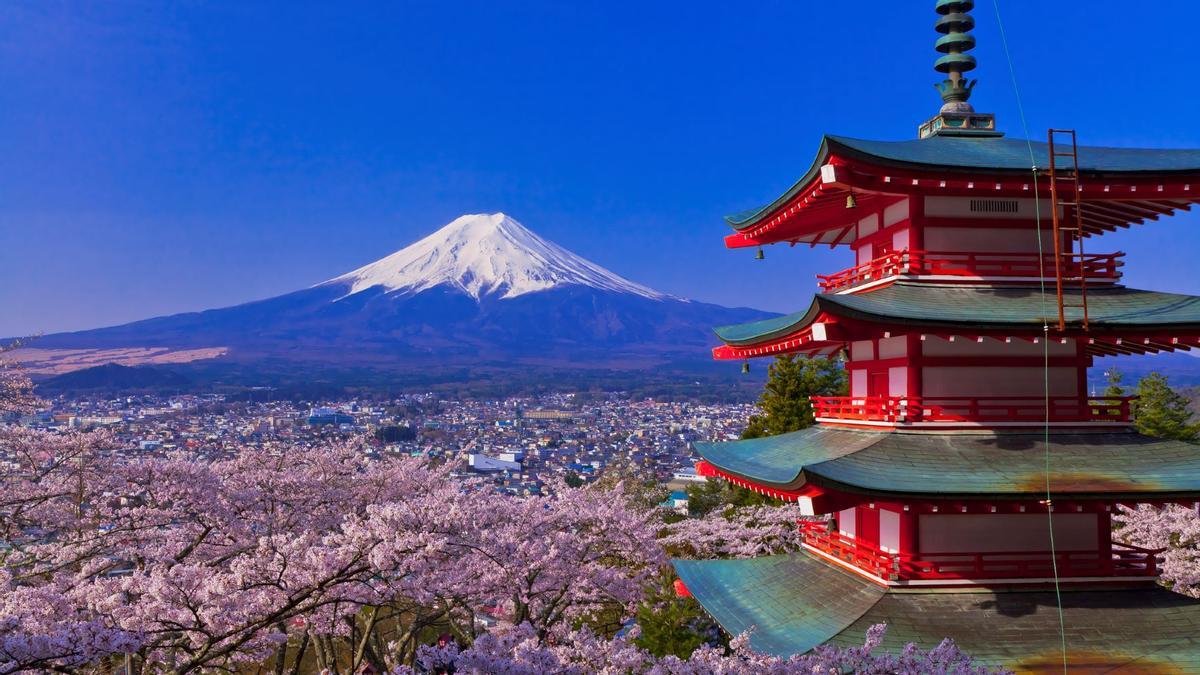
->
left=797, top=521, right=1160, bottom=581
left=810, top=396, right=1134, bottom=425
left=797, top=521, right=898, bottom=579
left=817, top=250, right=1125, bottom=293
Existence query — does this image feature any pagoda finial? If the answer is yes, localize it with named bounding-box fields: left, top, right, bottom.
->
left=918, top=0, right=1000, bottom=138
left=934, top=0, right=977, bottom=113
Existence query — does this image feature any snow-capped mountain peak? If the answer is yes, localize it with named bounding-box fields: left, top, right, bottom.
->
left=324, top=213, right=671, bottom=301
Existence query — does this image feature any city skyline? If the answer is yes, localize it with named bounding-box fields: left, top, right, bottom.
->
left=4, top=1, right=1200, bottom=336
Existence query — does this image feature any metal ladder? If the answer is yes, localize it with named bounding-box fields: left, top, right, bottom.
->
left=1047, top=129, right=1089, bottom=331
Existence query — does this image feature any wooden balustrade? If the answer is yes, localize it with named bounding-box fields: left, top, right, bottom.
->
left=797, top=521, right=1160, bottom=582
left=817, top=250, right=1124, bottom=292
left=811, top=395, right=1134, bottom=425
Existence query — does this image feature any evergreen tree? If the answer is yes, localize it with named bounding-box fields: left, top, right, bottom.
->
left=684, top=479, right=729, bottom=517
left=685, top=479, right=784, bottom=513
left=741, top=355, right=847, bottom=439
left=1096, top=367, right=1128, bottom=419
left=1133, top=372, right=1200, bottom=442
left=1103, top=367, right=1126, bottom=397
left=633, top=574, right=722, bottom=658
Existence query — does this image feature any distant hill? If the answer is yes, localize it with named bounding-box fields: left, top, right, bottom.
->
left=27, top=213, right=771, bottom=386
left=38, top=363, right=193, bottom=395
left=1089, top=352, right=1200, bottom=389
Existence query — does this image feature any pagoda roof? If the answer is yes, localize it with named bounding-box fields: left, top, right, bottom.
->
left=694, top=427, right=1200, bottom=499
left=727, top=134, right=1200, bottom=229
left=715, top=283, right=1200, bottom=347
left=674, top=551, right=1200, bottom=668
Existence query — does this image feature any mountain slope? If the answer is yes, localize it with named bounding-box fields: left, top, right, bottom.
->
left=32, top=213, right=771, bottom=373
left=38, top=363, right=194, bottom=394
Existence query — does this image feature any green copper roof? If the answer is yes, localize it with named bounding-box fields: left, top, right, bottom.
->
left=714, top=283, right=1200, bottom=345
left=832, top=135, right=1200, bottom=174
left=694, top=428, right=1200, bottom=498
left=676, top=552, right=1200, bottom=668
left=694, top=427, right=878, bottom=485
left=829, top=587, right=1200, bottom=671
left=726, top=135, right=1200, bottom=228
left=672, top=553, right=885, bottom=656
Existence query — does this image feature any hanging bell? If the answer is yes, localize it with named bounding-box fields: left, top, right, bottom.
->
left=741, top=362, right=751, bottom=374
left=845, top=192, right=858, bottom=209
left=755, top=248, right=765, bottom=260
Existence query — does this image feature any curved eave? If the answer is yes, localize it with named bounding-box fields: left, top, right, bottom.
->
left=705, top=462, right=1200, bottom=503
left=724, top=137, right=835, bottom=230
left=695, top=428, right=1200, bottom=502
left=805, top=472, right=1200, bottom=503
left=723, top=135, right=1200, bottom=242
left=713, top=299, right=823, bottom=346
left=827, top=134, right=1200, bottom=177
left=821, top=284, right=1200, bottom=333
left=672, top=553, right=888, bottom=657
left=713, top=284, right=1200, bottom=355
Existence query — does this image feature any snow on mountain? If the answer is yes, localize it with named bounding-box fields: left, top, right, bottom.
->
left=323, top=213, right=672, bottom=302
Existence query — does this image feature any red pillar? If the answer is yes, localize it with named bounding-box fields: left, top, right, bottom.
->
left=899, top=509, right=919, bottom=555
left=909, top=195, right=925, bottom=252
left=1098, top=508, right=1114, bottom=574
left=858, top=506, right=881, bottom=548
left=906, top=334, right=923, bottom=400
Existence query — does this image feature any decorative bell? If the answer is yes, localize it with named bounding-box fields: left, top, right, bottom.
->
left=741, top=362, right=751, bottom=374
left=755, top=248, right=765, bottom=260
left=845, top=192, right=858, bottom=209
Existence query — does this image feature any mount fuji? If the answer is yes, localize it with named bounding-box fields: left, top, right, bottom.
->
left=28, top=214, right=770, bottom=382
left=327, top=213, right=670, bottom=302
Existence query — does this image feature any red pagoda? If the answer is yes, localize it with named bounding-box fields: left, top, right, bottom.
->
left=673, top=2, right=1200, bottom=671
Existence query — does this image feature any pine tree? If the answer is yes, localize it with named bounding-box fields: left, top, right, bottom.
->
left=741, top=355, right=847, bottom=439
left=1103, top=367, right=1125, bottom=397
left=1133, top=372, right=1200, bottom=442
left=633, top=574, right=722, bottom=658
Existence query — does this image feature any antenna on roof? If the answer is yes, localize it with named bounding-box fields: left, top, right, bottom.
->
left=919, top=0, right=1002, bottom=139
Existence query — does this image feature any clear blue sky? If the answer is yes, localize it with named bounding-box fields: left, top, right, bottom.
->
left=3, top=1, right=1199, bottom=336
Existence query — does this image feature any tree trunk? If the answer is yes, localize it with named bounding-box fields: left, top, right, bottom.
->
left=288, top=631, right=310, bottom=675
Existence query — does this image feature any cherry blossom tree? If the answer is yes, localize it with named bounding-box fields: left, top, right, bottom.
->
left=1115, top=503, right=1200, bottom=598
left=0, top=342, right=40, bottom=416
left=0, top=369, right=995, bottom=673
left=659, top=503, right=813, bottom=559
left=407, top=621, right=1002, bottom=674
left=0, top=428, right=664, bottom=673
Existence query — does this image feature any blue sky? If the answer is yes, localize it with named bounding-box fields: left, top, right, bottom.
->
left=2, top=1, right=1199, bottom=336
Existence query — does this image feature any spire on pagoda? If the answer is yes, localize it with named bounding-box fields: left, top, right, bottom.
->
left=934, top=0, right=977, bottom=112
left=919, top=0, right=1000, bottom=139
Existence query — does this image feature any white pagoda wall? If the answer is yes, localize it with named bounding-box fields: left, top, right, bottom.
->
left=920, top=196, right=1061, bottom=259
left=847, top=337, right=909, bottom=397
left=854, top=198, right=911, bottom=265
left=922, top=226, right=1056, bottom=255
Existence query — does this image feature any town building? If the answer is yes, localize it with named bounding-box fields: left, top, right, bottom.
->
left=672, top=1, right=1200, bottom=669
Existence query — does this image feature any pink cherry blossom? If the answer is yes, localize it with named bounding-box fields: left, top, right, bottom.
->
left=660, top=504, right=813, bottom=559
left=1, top=373, right=998, bottom=673
left=1115, top=503, right=1200, bottom=597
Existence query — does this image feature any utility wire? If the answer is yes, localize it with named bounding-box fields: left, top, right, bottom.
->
left=990, top=1, right=1069, bottom=672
